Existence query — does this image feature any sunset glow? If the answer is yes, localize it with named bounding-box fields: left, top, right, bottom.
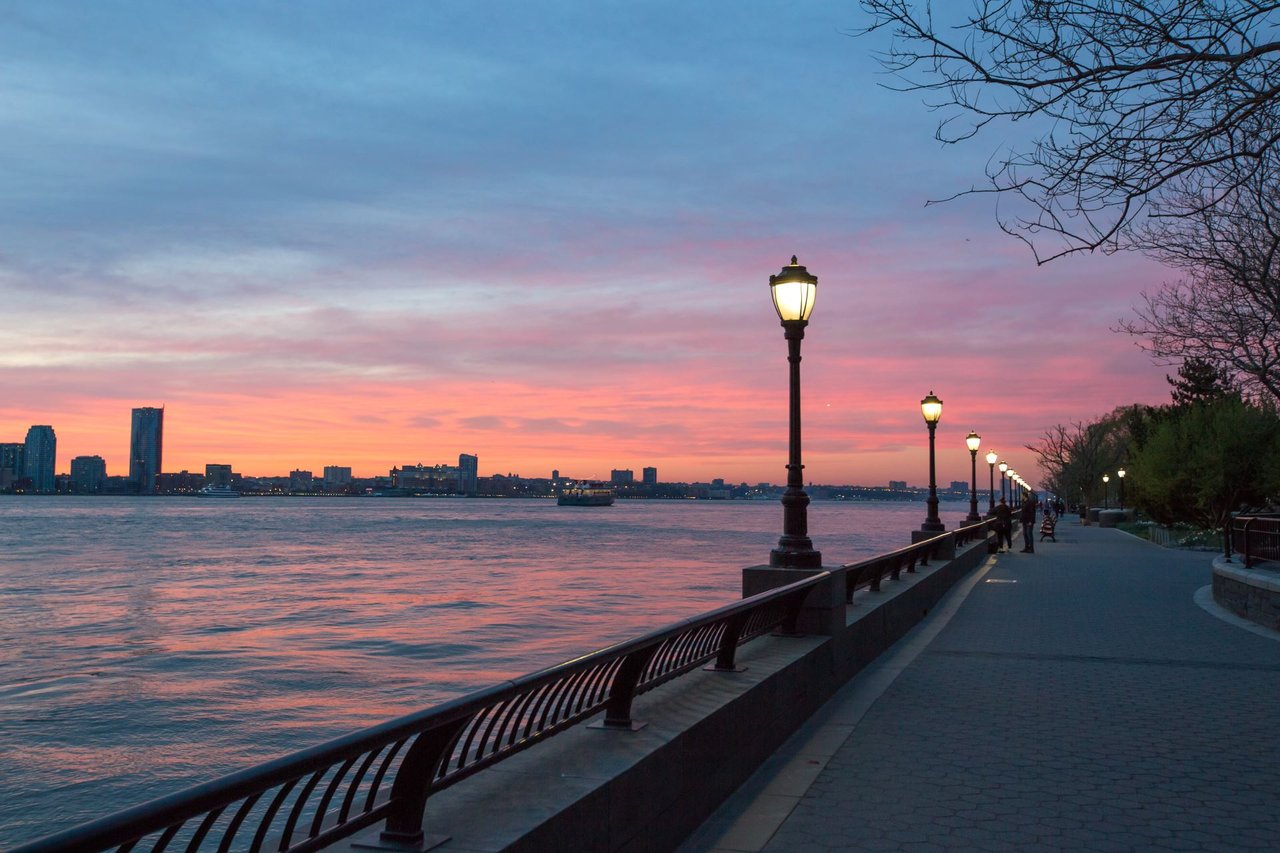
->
left=1, top=3, right=1176, bottom=489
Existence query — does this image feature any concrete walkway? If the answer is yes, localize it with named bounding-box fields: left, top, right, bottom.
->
left=680, top=523, right=1280, bottom=851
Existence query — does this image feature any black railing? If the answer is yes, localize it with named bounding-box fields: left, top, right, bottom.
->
left=841, top=519, right=997, bottom=602
left=1231, top=515, right=1280, bottom=567
left=13, top=573, right=826, bottom=853
left=15, top=521, right=997, bottom=853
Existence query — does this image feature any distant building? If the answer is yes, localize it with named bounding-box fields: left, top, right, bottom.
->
left=551, top=469, right=560, bottom=481
left=889, top=480, right=908, bottom=491
left=948, top=480, right=968, bottom=492
left=205, top=464, right=234, bottom=488
left=643, top=466, right=658, bottom=485
left=458, top=454, right=479, bottom=495
left=0, top=442, right=25, bottom=489
left=70, top=455, right=107, bottom=493
left=157, top=470, right=202, bottom=493
left=129, top=406, right=164, bottom=494
left=611, top=469, right=634, bottom=484
left=289, top=469, right=314, bottom=492
left=323, top=465, right=353, bottom=486
left=24, top=425, right=56, bottom=493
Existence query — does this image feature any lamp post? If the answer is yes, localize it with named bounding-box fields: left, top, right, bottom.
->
left=1117, top=467, right=1126, bottom=510
left=965, top=431, right=982, bottom=523
left=1008, top=470, right=1017, bottom=507
left=985, top=450, right=998, bottom=515
left=998, top=461, right=1008, bottom=503
left=768, top=256, right=822, bottom=569
left=1102, top=474, right=1110, bottom=510
left=919, top=392, right=945, bottom=533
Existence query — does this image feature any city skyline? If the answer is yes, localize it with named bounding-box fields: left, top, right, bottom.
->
left=3, top=4, right=1174, bottom=487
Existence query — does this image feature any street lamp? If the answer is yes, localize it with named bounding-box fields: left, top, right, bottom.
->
left=1102, top=473, right=1110, bottom=510
left=920, top=392, right=945, bottom=533
left=1117, top=467, right=1126, bottom=510
left=965, top=431, right=982, bottom=523
left=998, top=460, right=1008, bottom=503
left=768, top=256, right=822, bottom=569
left=985, top=450, right=998, bottom=515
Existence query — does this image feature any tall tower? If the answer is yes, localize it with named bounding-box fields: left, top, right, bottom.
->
left=23, top=425, right=56, bottom=493
left=458, top=453, right=479, bottom=495
left=130, top=406, right=164, bottom=495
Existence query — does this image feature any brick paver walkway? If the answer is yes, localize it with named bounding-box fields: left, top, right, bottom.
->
left=683, top=523, right=1280, bottom=851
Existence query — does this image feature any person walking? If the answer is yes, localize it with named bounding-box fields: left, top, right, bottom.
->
left=994, top=496, right=1013, bottom=552
left=1020, top=491, right=1037, bottom=553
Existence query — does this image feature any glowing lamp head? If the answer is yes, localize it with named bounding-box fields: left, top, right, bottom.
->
left=920, top=391, right=943, bottom=425
left=998, top=461, right=1008, bottom=474
left=1118, top=468, right=1126, bottom=478
left=985, top=450, right=998, bottom=466
left=769, top=255, right=817, bottom=323
left=1103, top=474, right=1110, bottom=483
left=965, top=431, right=981, bottom=453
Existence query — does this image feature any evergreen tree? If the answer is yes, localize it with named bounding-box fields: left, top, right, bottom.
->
left=1167, top=358, right=1236, bottom=409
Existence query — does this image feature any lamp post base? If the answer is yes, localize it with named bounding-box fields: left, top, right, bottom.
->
left=769, top=545, right=823, bottom=569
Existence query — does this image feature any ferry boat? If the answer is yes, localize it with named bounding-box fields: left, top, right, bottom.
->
left=196, top=484, right=241, bottom=499
left=557, top=482, right=615, bottom=506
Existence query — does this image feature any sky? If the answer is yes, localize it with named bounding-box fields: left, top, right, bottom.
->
left=1, top=1, right=1179, bottom=488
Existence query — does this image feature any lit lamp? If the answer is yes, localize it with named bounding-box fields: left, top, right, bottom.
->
left=1117, top=467, right=1126, bottom=510
left=1102, top=473, right=1110, bottom=510
left=919, top=392, right=945, bottom=533
left=965, top=431, right=982, bottom=523
left=985, top=450, right=998, bottom=515
left=768, top=256, right=821, bottom=569
left=998, top=461, right=1009, bottom=503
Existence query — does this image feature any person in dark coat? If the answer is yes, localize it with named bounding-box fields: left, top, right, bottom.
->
left=994, top=497, right=1013, bottom=552
left=1020, top=492, right=1037, bottom=553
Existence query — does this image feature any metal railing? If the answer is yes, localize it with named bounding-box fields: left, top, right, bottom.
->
left=15, top=521, right=997, bottom=853
left=841, top=519, right=997, bottom=602
left=13, top=572, right=826, bottom=853
left=1230, top=515, right=1280, bottom=567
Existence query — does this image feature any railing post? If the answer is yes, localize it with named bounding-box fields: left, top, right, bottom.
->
left=598, top=646, right=660, bottom=731
left=1244, top=518, right=1256, bottom=568
left=707, top=612, right=750, bottom=672
left=380, top=718, right=471, bottom=850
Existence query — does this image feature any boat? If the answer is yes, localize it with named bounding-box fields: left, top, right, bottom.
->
left=196, top=484, right=241, bottom=498
left=557, top=481, right=615, bottom=506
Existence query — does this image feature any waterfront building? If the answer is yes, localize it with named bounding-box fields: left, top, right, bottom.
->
left=889, top=480, right=908, bottom=491
left=458, top=454, right=478, bottom=495
left=323, top=465, right=352, bottom=486
left=948, top=480, right=968, bottom=493
left=24, top=425, right=56, bottom=493
left=0, top=442, right=25, bottom=489
left=157, top=470, right=202, bottom=493
left=70, top=456, right=107, bottom=493
left=289, top=469, right=314, bottom=492
left=129, top=407, right=164, bottom=494
left=205, top=464, right=234, bottom=488
left=643, top=466, right=658, bottom=485
left=611, top=469, right=634, bottom=485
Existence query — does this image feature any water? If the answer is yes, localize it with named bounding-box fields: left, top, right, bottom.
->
left=0, top=495, right=974, bottom=847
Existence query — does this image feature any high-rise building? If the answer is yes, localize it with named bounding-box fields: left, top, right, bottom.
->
left=205, top=464, right=234, bottom=487
left=0, top=442, right=25, bottom=489
left=642, top=466, right=658, bottom=485
left=24, top=425, right=56, bottom=493
left=323, top=465, right=352, bottom=486
left=458, top=454, right=479, bottom=495
left=129, top=407, right=164, bottom=494
left=289, top=469, right=314, bottom=492
left=610, top=468, right=634, bottom=484
left=70, top=455, right=107, bottom=493
left=889, top=480, right=908, bottom=491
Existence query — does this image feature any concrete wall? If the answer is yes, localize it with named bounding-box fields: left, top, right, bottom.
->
left=338, top=533, right=994, bottom=852
left=1213, top=557, right=1280, bottom=631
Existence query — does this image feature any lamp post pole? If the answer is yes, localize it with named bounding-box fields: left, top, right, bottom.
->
left=920, top=392, right=945, bottom=533
left=999, top=461, right=1008, bottom=504
left=985, top=450, right=998, bottom=516
left=1118, top=468, right=1126, bottom=510
left=1102, top=474, right=1110, bottom=510
left=965, top=431, right=982, bottom=523
left=768, top=257, right=822, bottom=570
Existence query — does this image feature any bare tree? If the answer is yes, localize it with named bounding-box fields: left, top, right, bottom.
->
left=1028, top=411, right=1130, bottom=504
left=858, top=1, right=1280, bottom=262
left=1118, top=156, right=1280, bottom=402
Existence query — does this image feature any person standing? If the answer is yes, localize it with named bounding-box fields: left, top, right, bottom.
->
left=994, top=496, right=1013, bottom=552
left=1020, top=491, right=1037, bottom=553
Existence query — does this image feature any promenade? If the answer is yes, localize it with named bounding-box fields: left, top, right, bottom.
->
left=681, top=523, right=1280, bottom=851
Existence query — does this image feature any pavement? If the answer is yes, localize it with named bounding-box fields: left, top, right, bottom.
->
left=678, top=522, right=1280, bottom=852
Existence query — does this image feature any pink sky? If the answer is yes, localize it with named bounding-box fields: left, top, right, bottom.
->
left=1, top=3, right=1178, bottom=490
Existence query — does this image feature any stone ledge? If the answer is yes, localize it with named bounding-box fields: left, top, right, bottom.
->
left=1213, top=556, right=1280, bottom=631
